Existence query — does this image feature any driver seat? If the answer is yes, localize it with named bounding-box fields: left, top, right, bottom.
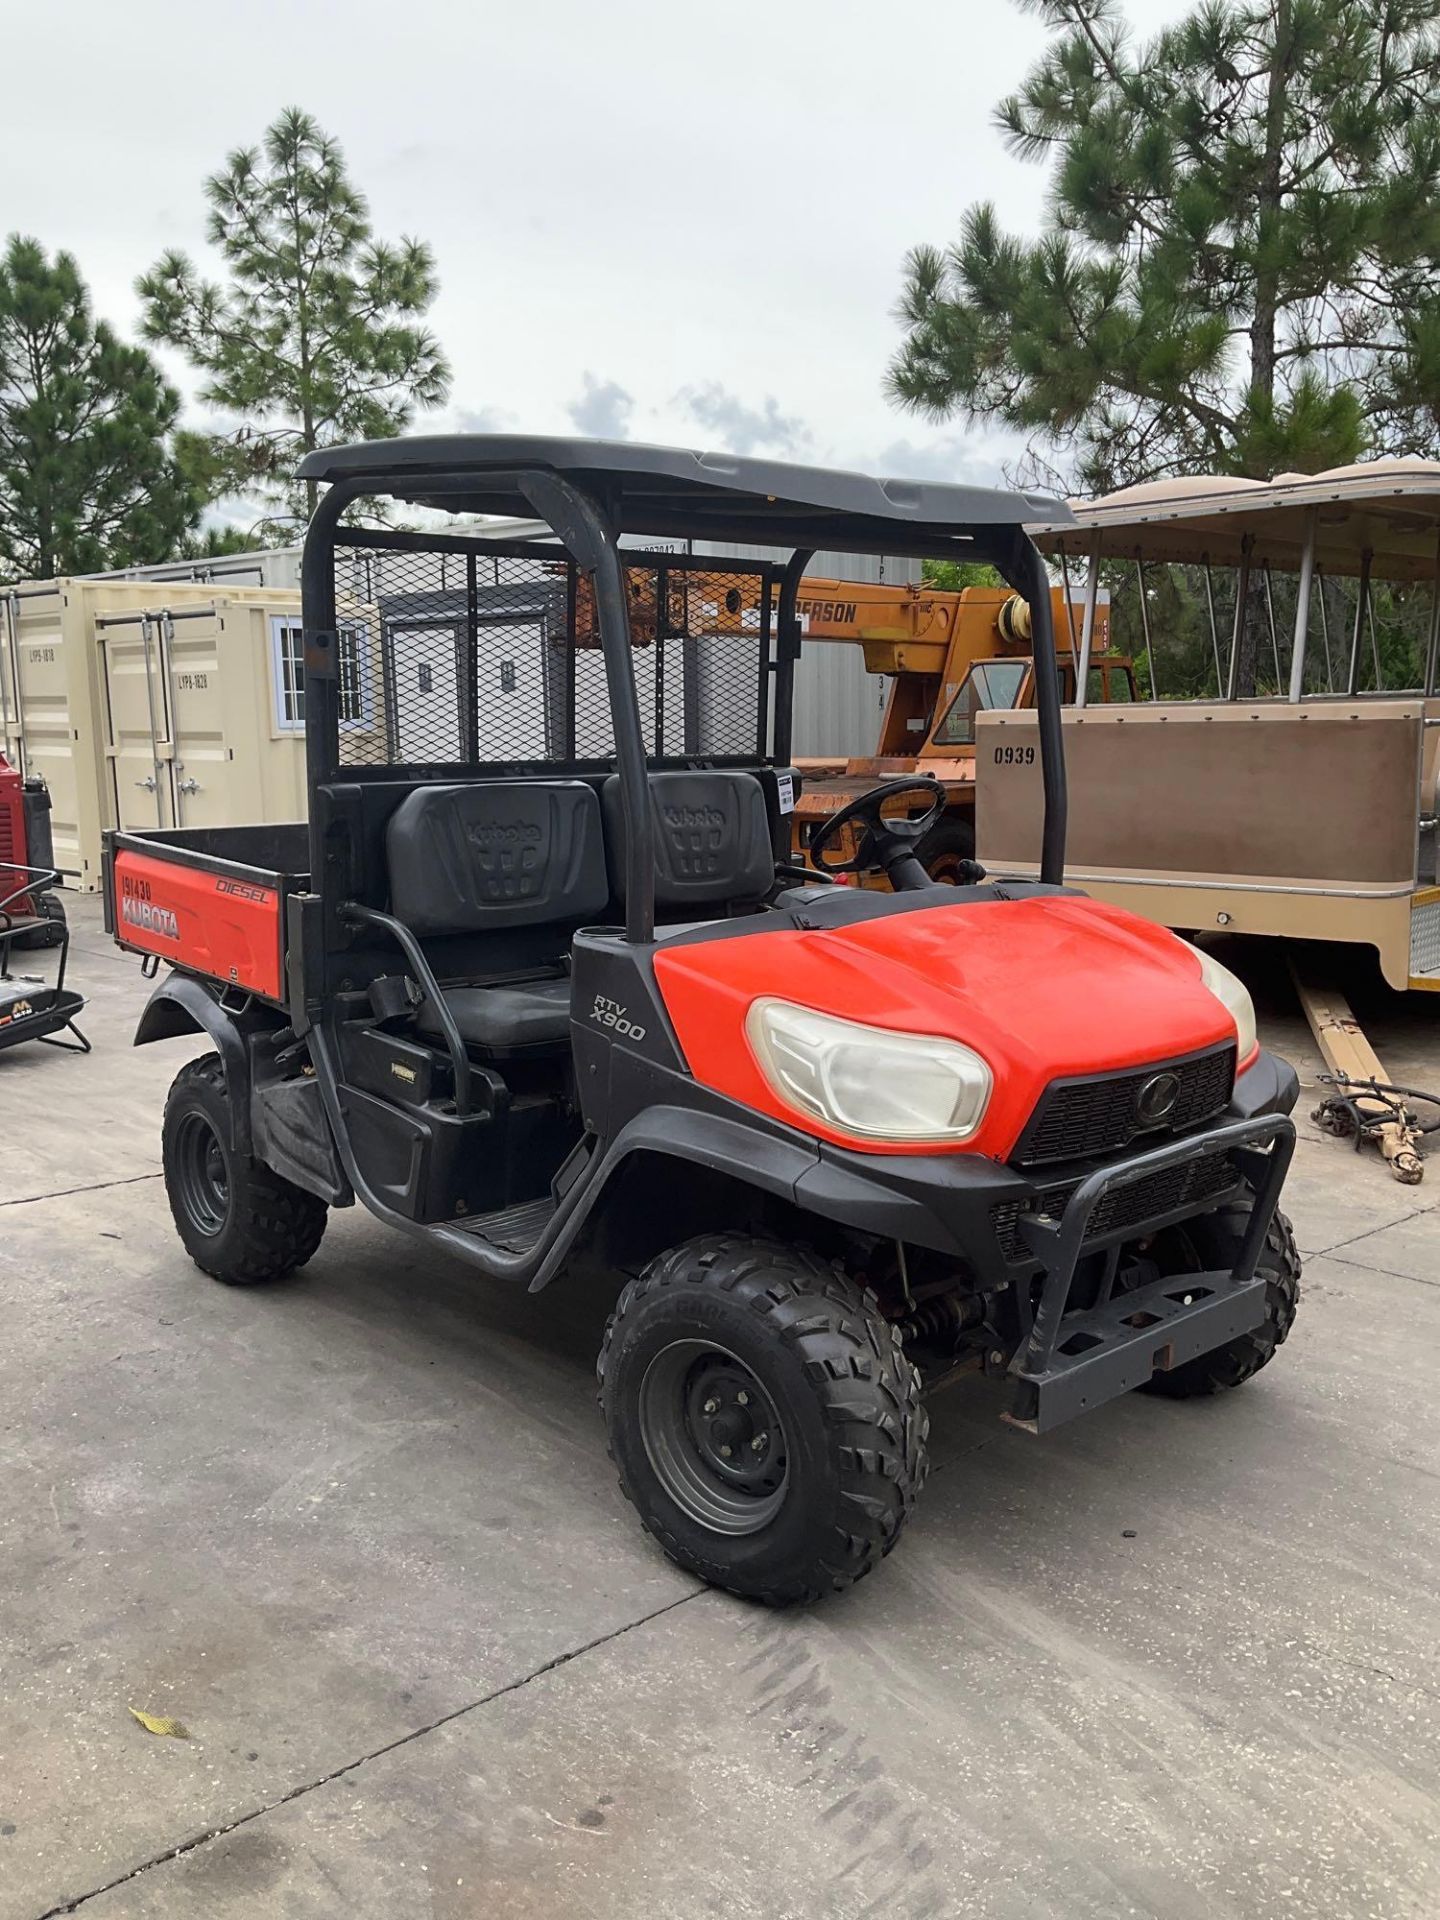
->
left=601, top=771, right=776, bottom=920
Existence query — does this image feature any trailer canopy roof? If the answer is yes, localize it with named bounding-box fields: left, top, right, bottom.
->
left=1033, top=458, right=1440, bottom=581
left=300, top=434, right=1070, bottom=554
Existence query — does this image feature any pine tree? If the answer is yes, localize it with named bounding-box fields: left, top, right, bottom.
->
left=0, top=236, right=198, bottom=580
left=138, top=107, right=451, bottom=530
left=888, top=0, right=1440, bottom=491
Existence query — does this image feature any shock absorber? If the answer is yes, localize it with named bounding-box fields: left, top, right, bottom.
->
left=897, top=1292, right=986, bottom=1348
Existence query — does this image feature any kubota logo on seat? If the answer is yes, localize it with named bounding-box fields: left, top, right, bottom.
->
left=662, top=805, right=725, bottom=832
left=466, top=821, right=542, bottom=845
left=121, top=894, right=180, bottom=940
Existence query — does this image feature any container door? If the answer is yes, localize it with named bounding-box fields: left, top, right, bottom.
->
left=161, top=612, right=231, bottom=829
left=101, top=621, right=174, bottom=829
left=474, top=616, right=549, bottom=761
left=387, top=623, right=462, bottom=763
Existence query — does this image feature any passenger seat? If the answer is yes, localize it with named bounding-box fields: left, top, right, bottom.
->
left=384, top=780, right=610, bottom=1052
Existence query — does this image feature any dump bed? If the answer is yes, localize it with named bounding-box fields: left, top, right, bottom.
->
left=105, top=823, right=308, bottom=1005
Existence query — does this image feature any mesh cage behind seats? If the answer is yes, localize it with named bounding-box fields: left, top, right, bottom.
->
left=329, top=536, right=777, bottom=774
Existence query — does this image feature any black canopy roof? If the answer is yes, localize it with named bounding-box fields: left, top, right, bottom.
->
left=298, top=434, right=1070, bottom=554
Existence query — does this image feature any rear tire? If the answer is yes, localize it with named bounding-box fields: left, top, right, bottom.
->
left=162, top=1055, right=327, bottom=1284
left=1140, top=1191, right=1301, bottom=1398
left=598, top=1234, right=928, bottom=1604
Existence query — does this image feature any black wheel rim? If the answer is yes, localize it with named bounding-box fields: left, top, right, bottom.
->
left=638, top=1340, right=789, bottom=1536
left=173, top=1112, right=231, bottom=1238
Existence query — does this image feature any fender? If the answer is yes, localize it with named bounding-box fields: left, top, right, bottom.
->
left=133, top=972, right=254, bottom=1153
left=528, top=1104, right=951, bottom=1290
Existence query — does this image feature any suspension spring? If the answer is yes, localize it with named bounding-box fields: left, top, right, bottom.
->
left=898, top=1293, right=983, bottom=1346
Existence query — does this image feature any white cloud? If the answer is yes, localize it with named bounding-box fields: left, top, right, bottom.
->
left=868, top=435, right=1012, bottom=487
left=448, top=404, right=517, bottom=436
left=567, top=374, right=634, bottom=441
left=676, top=384, right=811, bottom=458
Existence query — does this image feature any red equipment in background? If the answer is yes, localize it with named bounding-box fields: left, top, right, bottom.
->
left=0, top=752, right=65, bottom=943
left=0, top=751, right=87, bottom=1055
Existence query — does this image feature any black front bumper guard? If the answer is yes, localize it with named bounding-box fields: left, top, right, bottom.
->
left=1003, top=1113, right=1296, bottom=1434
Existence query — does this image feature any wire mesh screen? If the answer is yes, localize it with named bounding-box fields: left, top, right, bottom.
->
left=328, top=534, right=776, bottom=773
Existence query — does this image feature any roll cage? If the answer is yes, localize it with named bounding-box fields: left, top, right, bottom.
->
left=296, top=436, right=1073, bottom=954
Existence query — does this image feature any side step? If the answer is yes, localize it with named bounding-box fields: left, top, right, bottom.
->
left=447, top=1196, right=557, bottom=1255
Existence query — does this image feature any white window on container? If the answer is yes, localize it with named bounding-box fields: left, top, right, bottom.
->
left=270, top=618, right=369, bottom=731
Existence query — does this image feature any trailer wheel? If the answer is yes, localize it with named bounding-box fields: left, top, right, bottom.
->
left=916, top=816, right=976, bottom=884
left=1140, top=1192, right=1301, bottom=1398
left=597, top=1234, right=927, bottom=1604
left=162, top=1055, right=327, bottom=1284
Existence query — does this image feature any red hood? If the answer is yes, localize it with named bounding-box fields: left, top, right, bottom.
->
left=652, top=896, right=1240, bottom=1158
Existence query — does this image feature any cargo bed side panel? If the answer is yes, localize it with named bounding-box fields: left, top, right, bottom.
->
left=112, top=847, right=284, bottom=1001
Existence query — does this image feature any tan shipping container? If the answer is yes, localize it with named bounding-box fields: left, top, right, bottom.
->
left=0, top=580, right=378, bottom=888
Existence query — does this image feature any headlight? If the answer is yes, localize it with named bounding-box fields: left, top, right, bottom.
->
left=745, top=1000, right=992, bottom=1143
left=1194, top=949, right=1258, bottom=1061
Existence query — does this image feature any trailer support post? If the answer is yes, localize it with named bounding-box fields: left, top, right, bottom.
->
left=1287, top=508, right=1318, bottom=703
left=1135, top=555, right=1157, bottom=699
left=1227, top=536, right=1253, bottom=700
left=1075, top=531, right=1102, bottom=707
left=1346, top=548, right=1373, bottom=696
left=1202, top=558, right=1222, bottom=694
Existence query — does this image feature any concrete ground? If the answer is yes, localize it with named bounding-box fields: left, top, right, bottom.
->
left=1, top=899, right=1436, bottom=1920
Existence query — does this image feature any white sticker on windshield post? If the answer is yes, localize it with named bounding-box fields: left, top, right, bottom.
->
left=776, top=772, right=795, bottom=814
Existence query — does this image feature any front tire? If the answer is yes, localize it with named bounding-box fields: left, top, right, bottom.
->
left=162, top=1055, right=327, bottom=1284
left=598, top=1234, right=928, bottom=1604
left=1141, top=1191, right=1301, bottom=1398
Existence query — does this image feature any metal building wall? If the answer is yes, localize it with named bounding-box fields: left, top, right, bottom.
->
left=83, top=548, right=304, bottom=592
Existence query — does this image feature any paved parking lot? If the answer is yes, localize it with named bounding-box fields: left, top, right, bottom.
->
left=1, top=899, right=1436, bottom=1919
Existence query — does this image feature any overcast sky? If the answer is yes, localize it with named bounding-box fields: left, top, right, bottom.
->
left=3, top=0, right=1191, bottom=494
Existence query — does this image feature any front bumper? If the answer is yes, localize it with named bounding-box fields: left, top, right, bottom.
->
left=794, top=1047, right=1298, bottom=1432
left=1001, top=1110, right=1294, bottom=1431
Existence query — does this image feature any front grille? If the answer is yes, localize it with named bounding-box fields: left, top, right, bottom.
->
left=1013, top=1043, right=1236, bottom=1169
left=989, top=1149, right=1241, bottom=1265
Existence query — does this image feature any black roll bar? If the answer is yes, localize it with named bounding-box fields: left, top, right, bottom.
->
left=986, top=527, right=1068, bottom=887
left=300, top=475, right=368, bottom=891
left=517, top=470, right=655, bottom=944
left=300, top=465, right=1069, bottom=942
left=773, top=548, right=815, bottom=770
left=301, top=466, right=659, bottom=944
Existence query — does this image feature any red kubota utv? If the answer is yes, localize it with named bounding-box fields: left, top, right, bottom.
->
left=106, top=438, right=1300, bottom=1603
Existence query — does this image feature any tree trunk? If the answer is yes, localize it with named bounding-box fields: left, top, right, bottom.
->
left=1245, top=0, right=1293, bottom=474
left=1232, top=574, right=1264, bottom=699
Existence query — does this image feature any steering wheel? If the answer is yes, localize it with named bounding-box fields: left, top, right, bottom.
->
left=807, top=777, right=948, bottom=892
